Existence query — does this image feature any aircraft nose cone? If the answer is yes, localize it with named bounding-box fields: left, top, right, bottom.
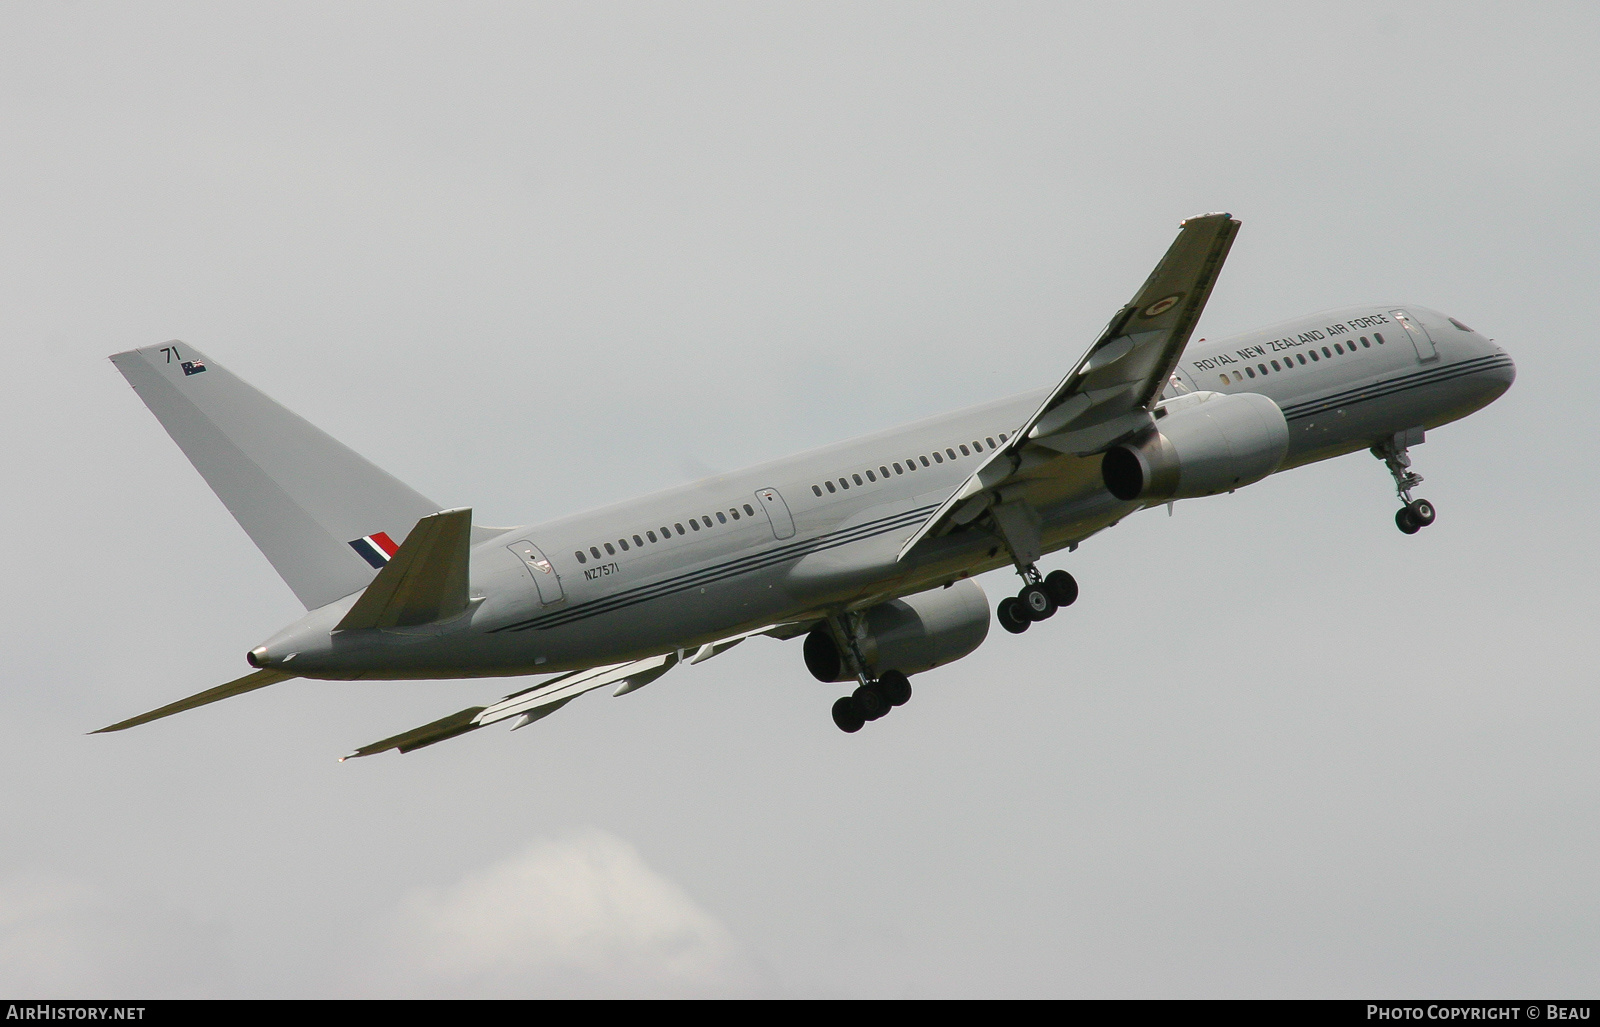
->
left=1483, top=344, right=1516, bottom=396
left=1494, top=349, right=1517, bottom=389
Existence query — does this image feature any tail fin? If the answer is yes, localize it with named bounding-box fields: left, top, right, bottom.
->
left=111, top=342, right=442, bottom=609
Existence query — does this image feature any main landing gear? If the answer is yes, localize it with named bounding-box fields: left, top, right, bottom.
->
left=1372, top=433, right=1438, bottom=535
left=826, top=613, right=915, bottom=734
left=830, top=670, right=911, bottom=733
left=996, top=567, right=1078, bottom=635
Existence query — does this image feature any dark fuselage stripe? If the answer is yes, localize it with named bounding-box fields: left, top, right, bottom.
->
left=494, top=502, right=942, bottom=632
left=1280, top=355, right=1506, bottom=415
left=1282, top=355, right=1511, bottom=422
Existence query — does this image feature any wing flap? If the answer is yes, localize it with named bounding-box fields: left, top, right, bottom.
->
left=479, top=654, right=678, bottom=726
left=93, top=668, right=295, bottom=733
left=341, top=705, right=488, bottom=758
left=335, top=508, right=472, bottom=630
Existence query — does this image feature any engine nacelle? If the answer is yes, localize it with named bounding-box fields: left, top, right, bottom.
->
left=1101, top=391, right=1288, bottom=504
left=803, top=578, right=991, bottom=683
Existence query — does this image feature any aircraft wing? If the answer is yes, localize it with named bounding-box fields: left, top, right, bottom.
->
left=897, top=212, right=1239, bottom=563
left=93, top=668, right=296, bottom=733
left=341, top=625, right=787, bottom=759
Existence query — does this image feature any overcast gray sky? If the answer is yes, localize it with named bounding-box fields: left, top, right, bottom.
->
left=2, top=0, right=1597, bottom=998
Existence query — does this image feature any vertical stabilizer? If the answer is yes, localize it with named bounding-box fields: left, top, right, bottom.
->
left=111, top=342, right=442, bottom=609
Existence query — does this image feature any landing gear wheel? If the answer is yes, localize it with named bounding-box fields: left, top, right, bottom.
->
left=879, top=670, right=912, bottom=707
left=1407, top=498, right=1436, bottom=527
left=1019, top=584, right=1057, bottom=622
left=831, top=696, right=865, bottom=733
left=1043, top=569, right=1078, bottom=608
left=1395, top=507, right=1421, bottom=534
left=998, top=596, right=1031, bottom=634
left=853, top=683, right=890, bottom=721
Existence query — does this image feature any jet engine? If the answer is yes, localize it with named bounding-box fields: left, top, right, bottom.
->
left=803, top=578, right=991, bottom=683
left=1100, top=391, right=1288, bottom=504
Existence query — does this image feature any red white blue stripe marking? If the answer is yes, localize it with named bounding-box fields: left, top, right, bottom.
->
left=348, top=532, right=399, bottom=569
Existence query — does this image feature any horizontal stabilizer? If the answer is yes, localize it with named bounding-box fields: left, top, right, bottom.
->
left=335, top=508, right=472, bottom=630
left=93, top=668, right=295, bottom=733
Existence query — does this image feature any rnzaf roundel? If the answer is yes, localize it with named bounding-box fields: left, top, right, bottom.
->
left=348, top=532, right=399, bottom=569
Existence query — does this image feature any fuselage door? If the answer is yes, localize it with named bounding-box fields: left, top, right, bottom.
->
left=756, top=488, right=795, bottom=540
left=507, top=540, right=565, bottom=605
left=1390, top=309, right=1438, bottom=362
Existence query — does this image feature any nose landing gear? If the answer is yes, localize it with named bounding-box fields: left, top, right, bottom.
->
left=1373, top=432, right=1437, bottom=535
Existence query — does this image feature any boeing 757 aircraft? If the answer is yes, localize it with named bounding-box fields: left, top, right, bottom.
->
left=96, top=214, right=1515, bottom=755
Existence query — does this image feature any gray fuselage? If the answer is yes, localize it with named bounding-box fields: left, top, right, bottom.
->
left=259, top=304, right=1514, bottom=680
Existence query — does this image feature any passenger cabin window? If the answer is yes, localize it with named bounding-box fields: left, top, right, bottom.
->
left=893, top=462, right=904, bottom=473
left=866, top=470, right=876, bottom=482
left=852, top=474, right=863, bottom=486
left=690, top=520, right=700, bottom=531
left=1309, top=350, right=1319, bottom=361
left=604, top=542, right=616, bottom=555
left=647, top=530, right=657, bottom=542
left=743, top=504, right=754, bottom=516
left=590, top=546, right=602, bottom=559
left=932, top=452, right=943, bottom=463
left=1271, top=360, right=1281, bottom=370
left=959, top=444, right=970, bottom=456
left=1245, top=367, right=1256, bottom=378
left=880, top=466, right=889, bottom=478
left=1375, top=332, right=1385, bottom=344
left=702, top=516, right=713, bottom=528
left=839, top=478, right=849, bottom=490
left=986, top=437, right=996, bottom=448
left=998, top=433, right=1008, bottom=442
left=575, top=550, right=587, bottom=564
left=946, top=448, right=957, bottom=460
left=825, top=481, right=835, bottom=493
left=1361, top=336, right=1370, bottom=347
left=716, top=512, right=727, bottom=524
left=813, top=485, right=823, bottom=496
left=1220, top=374, right=1230, bottom=385
left=618, top=538, right=628, bottom=551
left=674, top=523, right=685, bottom=534
left=920, top=456, right=930, bottom=467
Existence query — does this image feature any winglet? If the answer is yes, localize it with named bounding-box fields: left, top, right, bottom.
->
left=93, top=668, right=295, bottom=733
left=336, top=508, right=472, bottom=631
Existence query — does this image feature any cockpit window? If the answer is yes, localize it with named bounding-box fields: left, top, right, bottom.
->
left=1449, top=317, right=1474, bottom=332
